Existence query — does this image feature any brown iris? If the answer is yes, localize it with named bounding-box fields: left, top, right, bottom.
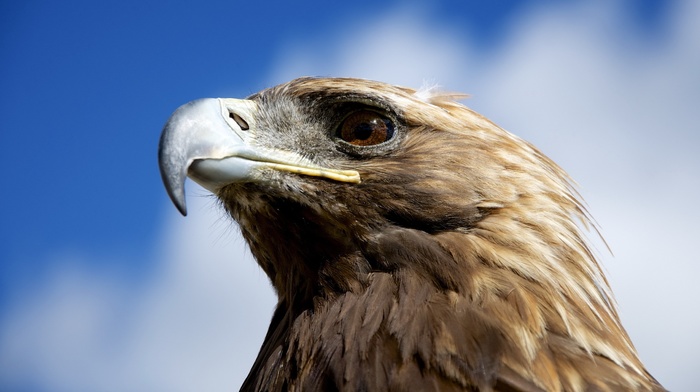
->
left=337, top=110, right=395, bottom=146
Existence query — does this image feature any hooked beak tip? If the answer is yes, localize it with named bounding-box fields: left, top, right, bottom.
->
left=158, top=142, right=188, bottom=216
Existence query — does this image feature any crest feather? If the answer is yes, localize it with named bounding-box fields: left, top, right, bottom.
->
left=413, top=80, right=469, bottom=104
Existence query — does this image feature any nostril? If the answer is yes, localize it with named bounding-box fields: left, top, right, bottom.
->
left=229, top=111, right=249, bottom=130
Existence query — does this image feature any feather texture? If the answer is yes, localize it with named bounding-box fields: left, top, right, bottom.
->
left=187, top=77, right=663, bottom=391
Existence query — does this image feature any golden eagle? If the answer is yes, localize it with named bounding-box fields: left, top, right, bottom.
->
left=158, top=77, right=664, bottom=391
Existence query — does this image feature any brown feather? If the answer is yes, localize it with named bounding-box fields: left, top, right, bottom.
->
left=206, top=77, right=665, bottom=391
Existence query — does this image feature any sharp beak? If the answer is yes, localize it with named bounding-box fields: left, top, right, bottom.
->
left=158, top=98, right=361, bottom=216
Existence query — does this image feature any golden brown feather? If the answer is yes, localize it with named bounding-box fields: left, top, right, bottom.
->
left=160, top=77, right=664, bottom=391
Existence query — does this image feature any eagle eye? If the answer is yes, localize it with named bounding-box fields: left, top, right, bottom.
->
left=336, top=110, right=395, bottom=147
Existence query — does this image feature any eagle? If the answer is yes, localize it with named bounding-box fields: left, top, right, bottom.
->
left=158, top=77, right=664, bottom=391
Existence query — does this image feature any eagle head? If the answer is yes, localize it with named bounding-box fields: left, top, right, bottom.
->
left=158, top=77, right=663, bottom=391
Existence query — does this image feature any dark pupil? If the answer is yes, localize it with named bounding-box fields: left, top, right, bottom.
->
left=354, top=122, right=375, bottom=140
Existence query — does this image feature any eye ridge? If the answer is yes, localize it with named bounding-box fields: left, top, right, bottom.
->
left=337, top=110, right=395, bottom=147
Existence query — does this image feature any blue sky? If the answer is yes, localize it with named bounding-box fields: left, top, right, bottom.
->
left=1, top=0, right=698, bottom=391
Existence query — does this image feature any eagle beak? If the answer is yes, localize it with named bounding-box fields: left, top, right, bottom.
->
left=158, top=98, right=360, bottom=216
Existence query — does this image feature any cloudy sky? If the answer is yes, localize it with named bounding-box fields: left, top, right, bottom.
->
left=1, top=0, right=698, bottom=391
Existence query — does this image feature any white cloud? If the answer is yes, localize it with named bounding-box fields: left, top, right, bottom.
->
left=267, top=5, right=474, bottom=88
left=2, top=1, right=698, bottom=391
left=0, top=192, right=277, bottom=392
